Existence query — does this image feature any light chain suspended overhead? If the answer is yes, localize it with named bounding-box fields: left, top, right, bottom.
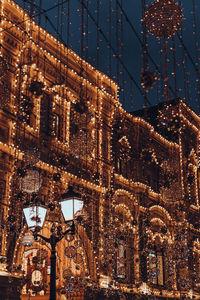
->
left=192, top=0, right=200, bottom=113
left=116, top=0, right=181, bottom=101
left=4, top=0, right=182, bottom=109
left=143, top=0, right=183, bottom=101
left=141, top=0, right=157, bottom=108
left=4, top=0, right=200, bottom=112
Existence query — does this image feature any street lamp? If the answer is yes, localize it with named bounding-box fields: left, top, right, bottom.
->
left=61, top=185, right=84, bottom=221
left=23, top=186, right=83, bottom=300
left=23, top=203, right=47, bottom=232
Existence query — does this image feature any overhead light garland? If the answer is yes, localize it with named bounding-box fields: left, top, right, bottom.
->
left=1, top=0, right=200, bottom=299
left=143, top=0, right=183, bottom=100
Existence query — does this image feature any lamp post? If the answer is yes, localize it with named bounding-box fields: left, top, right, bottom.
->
left=23, top=186, right=83, bottom=300
left=34, top=221, right=75, bottom=300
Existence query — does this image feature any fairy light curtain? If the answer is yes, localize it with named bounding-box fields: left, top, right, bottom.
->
left=10, top=0, right=200, bottom=114
left=2, top=0, right=200, bottom=298
left=192, top=0, right=200, bottom=111
left=143, top=0, right=183, bottom=101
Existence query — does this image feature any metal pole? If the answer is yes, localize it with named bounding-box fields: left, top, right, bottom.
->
left=50, top=241, right=56, bottom=300
left=34, top=223, right=75, bottom=300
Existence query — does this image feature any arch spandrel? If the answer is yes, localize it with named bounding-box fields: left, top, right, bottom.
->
left=149, top=205, right=173, bottom=224
left=113, top=189, right=136, bottom=206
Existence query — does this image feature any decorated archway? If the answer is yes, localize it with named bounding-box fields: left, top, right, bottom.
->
left=12, top=221, right=96, bottom=299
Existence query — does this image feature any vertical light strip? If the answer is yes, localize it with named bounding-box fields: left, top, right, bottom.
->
left=179, top=105, right=185, bottom=198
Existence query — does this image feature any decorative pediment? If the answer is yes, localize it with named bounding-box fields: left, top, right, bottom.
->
left=188, top=148, right=198, bottom=166
left=118, top=135, right=130, bottom=149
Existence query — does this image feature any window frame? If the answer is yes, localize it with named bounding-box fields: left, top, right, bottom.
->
left=148, top=249, right=165, bottom=286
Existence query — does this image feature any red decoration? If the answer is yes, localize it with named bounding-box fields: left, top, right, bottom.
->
left=144, top=0, right=183, bottom=38
left=141, top=70, right=156, bottom=90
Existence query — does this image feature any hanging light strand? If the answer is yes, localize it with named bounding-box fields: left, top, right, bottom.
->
left=171, top=36, right=177, bottom=98
left=141, top=0, right=148, bottom=107
left=115, top=0, right=119, bottom=85
left=77, top=0, right=151, bottom=104
left=192, top=0, right=200, bottom=113
left=120, top=0, right=125, bottom=104
left=163, top=38, right=170, bottom=101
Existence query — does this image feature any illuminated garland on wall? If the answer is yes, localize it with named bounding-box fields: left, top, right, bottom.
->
left=0, top=0, right=200, bottom=299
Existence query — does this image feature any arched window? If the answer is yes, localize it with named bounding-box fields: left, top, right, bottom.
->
left=40, top=93, right=53, bottom=136
left=187, top=149, right=199, bottom=207
left=116, top=237, right=126, bottom=279
left=52, top=103, right=64, bottom=142
left=191, top=239, right=200, bottom=290
left=115, top=136, right=131, bottom=178
left=115, top=233, right=133, bottom=283
left=69, top=101, right=94, bottom=159
left=148, top=249, right=164, bottom=286
left=145, top=213, right=173, bottom=288
left=140, top=149, right=160, bottom=192
left=114, top=205, right=135, bottom=283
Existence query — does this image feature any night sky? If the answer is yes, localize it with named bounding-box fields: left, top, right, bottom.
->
left=13, top=0, right=200, bottom=114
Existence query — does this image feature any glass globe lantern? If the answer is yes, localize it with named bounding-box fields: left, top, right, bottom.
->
left=23, top=203, right=47, bottom=231
left=61, top=186, right=83, bottom=222
left=20, top=169, right=41, bottom=194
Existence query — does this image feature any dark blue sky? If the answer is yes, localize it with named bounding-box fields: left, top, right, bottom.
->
left=13, top=0, right=200, bottom=114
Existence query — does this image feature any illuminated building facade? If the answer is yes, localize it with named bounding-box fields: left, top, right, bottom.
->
left=0, top=0, right=199, bottom=299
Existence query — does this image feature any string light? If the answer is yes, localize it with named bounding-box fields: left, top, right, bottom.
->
left=0, top=0, right=200, bottom=299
